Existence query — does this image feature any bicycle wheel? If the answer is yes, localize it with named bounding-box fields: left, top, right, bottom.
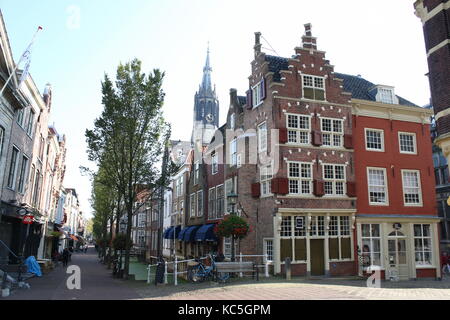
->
left=190, top=266, right=205, bottom=283
left=216, top=272, right=230, bottom=283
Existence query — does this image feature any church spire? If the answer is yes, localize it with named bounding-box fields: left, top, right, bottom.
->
left=200, top=44, right=213, bottom=95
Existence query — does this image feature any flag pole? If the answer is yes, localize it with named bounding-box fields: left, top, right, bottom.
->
left=0, top=26, right=42, bottom=97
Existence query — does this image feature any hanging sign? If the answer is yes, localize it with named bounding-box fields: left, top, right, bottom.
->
left=22, top=215, right=34, bottom=224
left=295, top=216, right=304, bottom=230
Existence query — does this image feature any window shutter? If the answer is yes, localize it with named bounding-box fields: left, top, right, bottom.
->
left=251, top=183, right=261, bottom=198
left=312, top=130, right=323, bottom=146
left=346, top=182, right=356, bottom=197
left=313, top=180, right=324, bottom=197
left=271, top=178, right=279, bottom=194
left=246, top=89, right=253, bottom=109
left=261, top=78, right=266, bottom=100
left=278, top=178, right=289, bottom=195
left=279, top=128, right=288, bottom=144
left=344, top=134, right=353, bottom=149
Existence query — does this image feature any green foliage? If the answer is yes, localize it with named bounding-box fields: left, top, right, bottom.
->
left=50, top=231, right=63, bottom=238
left=214, top=215, right=250, bottom=240
left=113, top=234, right=133, bottom=250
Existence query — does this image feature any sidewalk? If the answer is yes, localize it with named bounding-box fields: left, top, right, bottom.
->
left=3, top=248, right=141, bottom=300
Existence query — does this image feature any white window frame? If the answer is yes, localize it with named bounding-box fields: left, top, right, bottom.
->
left=257, top=122, right=267, bottom=153
left=328, top=216, right=352, bottom=261
left=26, top=110, right=35, bottom=136
left=216, top=184, right=224, bottom=219
left=361, top=224, right=383, bottom=270
left=302, top=74, right=326, bottom=101
left=287, top=161, right=313, bottom=195
left=401, top=170, right=423, bottom=207
left=208, top=187, right=216, bottom=220
left=414, top=224, right=433, bottom=267
left=322, top=163, right=346, bottom=197
left=194, top=162, right=200, bottom=185
left=190, top=193, right=196, bottom=218
left=230, top=138, right=237, bottom=166
left=377, top=87, right=395, bottom=104
left=17, top=154, right=29, bottom=194
left=365, top=128, right=385, bottom=152
left=7, top=146, right=20, bottom=189
left=321, top=117, right=343, bottom=148
left=197, top=190, right=203, bottom=217
left=260, top=163, right=273, bottom=197
left=211, top=152, right=218, bottom=175
left=263, top=238, right=274, bottom=262
left=367, top=167, right=389, bottom=206
left=252, top=80, right=264, bottom=108
left=398, top=132, right=417, bottom=155
left=286, top=113, right=311, bottom=145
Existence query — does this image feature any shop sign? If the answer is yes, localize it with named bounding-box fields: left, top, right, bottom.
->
left=22, top=215, right=34, bottom=224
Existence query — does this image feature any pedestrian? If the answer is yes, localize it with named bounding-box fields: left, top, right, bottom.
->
left=441, top=251, right=449, bottom=277
left=62, top=248, right=70, bottom=267
left=84, top=245, right=88, bottom=253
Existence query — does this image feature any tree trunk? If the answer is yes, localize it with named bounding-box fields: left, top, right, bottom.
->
left=123, top=200, right=133, bottom=280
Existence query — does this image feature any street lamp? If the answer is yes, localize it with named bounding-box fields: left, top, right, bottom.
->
left=118, top=220, right=127, bottom=278
left=227, top=192, right=238, bottom=262
left=17, top=207, right=31, bottom=283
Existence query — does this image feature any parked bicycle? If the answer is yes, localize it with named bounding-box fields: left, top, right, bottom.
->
left=188, top=254, right=230, bottom=283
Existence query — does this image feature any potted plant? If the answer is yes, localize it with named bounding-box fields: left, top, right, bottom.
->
left=214, top=215, right=250, bottom=261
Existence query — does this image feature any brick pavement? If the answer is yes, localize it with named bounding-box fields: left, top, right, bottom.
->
left=4, top=249, right=450, bottom=300
left=2, top=247, right=141, bottom=300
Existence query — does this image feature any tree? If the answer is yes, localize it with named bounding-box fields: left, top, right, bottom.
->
left=86, top=59, right=168, bottom=279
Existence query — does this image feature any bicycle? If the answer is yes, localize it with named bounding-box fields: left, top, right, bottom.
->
left=442, top=263, right=450, bottom=279
left=188, top=255, right=230, bottom=283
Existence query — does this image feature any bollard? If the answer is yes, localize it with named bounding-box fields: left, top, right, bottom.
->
left=164, top=263, right=168, bottom=284
left=174, top=256, right=178, bottom=286
left=147, top=265, right=151, bottom=284
left=285, top=257, right=291, bottom=281
left=239, top=253, right=243, bottom=278
left=264, top=254, right=269, bottom=278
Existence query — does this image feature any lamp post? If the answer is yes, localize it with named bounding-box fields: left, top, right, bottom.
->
left=119, top=220, right=127, bottom=278
left=227, top=192, right=238, bottom=262
left=17, top=207, right=32, bottom=283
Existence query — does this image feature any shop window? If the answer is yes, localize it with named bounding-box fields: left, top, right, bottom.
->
left=414, top=224, right=433, bottom=266
left=361, top=224, right=381, bottom=269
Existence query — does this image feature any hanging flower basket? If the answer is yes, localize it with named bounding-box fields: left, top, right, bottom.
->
left=214, top=215, right=250, bottom=240
left=50, top=231, right=63, bottom=238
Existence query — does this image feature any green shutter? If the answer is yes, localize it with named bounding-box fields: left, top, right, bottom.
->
left=294, top=239, right=307, bottom=261
left=280, top=239, right=293, bottom=262
left=341, top=238, right=352, bottom=259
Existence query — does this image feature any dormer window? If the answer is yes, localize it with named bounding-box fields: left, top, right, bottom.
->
left=375, top=86, right=398, bottom=105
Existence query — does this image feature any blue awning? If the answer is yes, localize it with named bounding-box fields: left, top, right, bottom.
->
left=183, top=226, right=200, bottom=242
left=167, top=226, right=181, bottom=240
left=163, top=227, right=173, bottom=239
left=195, top=224, right=218, bottom=242
left=178, top=227, right=189, bottom=240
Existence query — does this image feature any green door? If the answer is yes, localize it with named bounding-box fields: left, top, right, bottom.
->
left=310, top=239, right=325, bottom=276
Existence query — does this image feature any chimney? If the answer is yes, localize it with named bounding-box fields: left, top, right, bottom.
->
left=254, top=32, right=262, bottom=58
left=302, top=23, right=317, bottom=50
left=43, top=83, right=52, bottom=109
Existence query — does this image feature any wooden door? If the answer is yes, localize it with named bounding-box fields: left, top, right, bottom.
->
left=310, top=239, right=325, bottom=276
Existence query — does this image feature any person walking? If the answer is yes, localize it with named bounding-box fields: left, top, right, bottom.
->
left=62, top=248, right=70, bottom=267
left=84, top=245, right=88, bottom=253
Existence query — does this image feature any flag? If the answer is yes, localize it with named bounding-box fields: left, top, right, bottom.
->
left=18, top=26, right=43, bottom=87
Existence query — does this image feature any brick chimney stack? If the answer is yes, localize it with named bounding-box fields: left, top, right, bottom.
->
left=254, top=32, right=262, bottom=58
left=302, top=23, right=317, bottom=50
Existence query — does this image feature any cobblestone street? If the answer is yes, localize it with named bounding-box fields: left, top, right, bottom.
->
left=3, top=248, right=450, bottom=300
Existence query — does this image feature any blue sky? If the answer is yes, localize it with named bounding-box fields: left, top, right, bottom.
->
left=0, top=0, right=430, bottom=219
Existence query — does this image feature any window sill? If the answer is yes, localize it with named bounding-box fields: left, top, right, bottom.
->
left=365, top=148, right=385, bottom=152
left=415, top=265, right=435, bottom=269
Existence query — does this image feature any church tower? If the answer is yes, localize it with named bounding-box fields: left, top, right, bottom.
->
left=191, top=46, right=219, bottom=146
left=415, top=0, right=450, bottom=162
